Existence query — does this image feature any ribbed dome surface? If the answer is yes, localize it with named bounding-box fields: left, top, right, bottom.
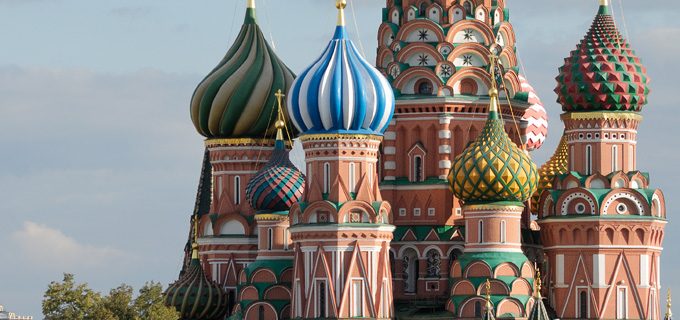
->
left=287, top=25, right=395, bottom=135
left=555, top=5, right=650, bottom=112
left=517, top=74, right=548, bottom=151
left=165, top=249, right=228, bottom=320
left=190, top=6, right=296, bottom=138
left=449, top=94, right=538, bottom=203
left=532, top=135, right=569, bottom=209
left=246, top=140, right=305, bottom=212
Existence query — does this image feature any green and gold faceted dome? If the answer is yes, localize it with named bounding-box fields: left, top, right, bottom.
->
left=448, top=89, right=539, bottom=204
left=190, top=0, right=296, bottom=139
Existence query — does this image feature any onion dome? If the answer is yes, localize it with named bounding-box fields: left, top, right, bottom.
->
left=165, top=243, right=227, bottom=320
left=287, top=0, right=395, bottom=135
left=246, top=96, right=305, bottom=212
left=448, top=64, right=539, bottom=204
left=190, top=0, right=296, bottom=139
left=555, top=0, right=650, bottom=112
left=517, top=74, right=548, bottom=151
left=531, top=135, right=569, bottom=209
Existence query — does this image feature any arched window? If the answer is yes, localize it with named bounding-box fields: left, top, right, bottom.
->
left=349, top=162, right=356, bottom=193
left=585, top=145, right=592, bottom=175
left=416, top=79, right=434, bottom=95
left=478, top=220, right=484, bottom=243
left=419, top=2, right=427, bottom=16
left=474, top=301, right=482, bottom=317
left=258, top=305, right=265, bottom=320
left=612, top=145, right=619, bottom=171
left=413, top=156, right=423, bottom=182
left=426, top=249, right=441, bottom=278
left=464, top=1, right=473, bottom=16
left=460, top=78, right=478, bottom=95
left=402, top=249, right=419, bottom=293
left=500, top=220, right=506, bottom=243
left=234, top=176, right=241, bottom=205
left=323, top=162, right=331, bottom=194
left=267, top=228, right=273, bottom=251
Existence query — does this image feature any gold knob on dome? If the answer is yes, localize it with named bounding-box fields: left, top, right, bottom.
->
left=489, top=88, right=499, bottom=97
left=336, top=0, right=347, bottom=9
left=275, top=119, right=286, bottom=129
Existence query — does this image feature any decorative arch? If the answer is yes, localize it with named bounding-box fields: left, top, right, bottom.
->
left=464, top=261, right=492, bottom=278
left=447, top=20, right=494, bottom=45
left=301, top=201, right=338, bottom=224
left=496, top=298, right=524, bottom=318
left=397, top=244, right=420, bottom=258
left=215, top=214, right=250, bottom=236
left=393, top=67, right=443, bottom=95
left=449, top=43, right=491, bottom=68
left=495, top=22, right=516, bottom=48
left=244, top=302, right=277, bottom=320
left=539, top=192, right=554, bottom=218
left=448, top=5, right=465, bottom=24
left=510, top=278, right=532, bottom=296
left=610, top=171, right=630, bottom=188
left=651, top=191, right=666, bottom=218
left=264, top=285, right=291, bottom=300
left=396, top=43, right=444, bottom=67
left=377, top=47, right=395, bottom=69
left=395, top=20, right=445, bottom=43
left=477, top=279, right=509, bottom=296
left=426, top=3, right=443, bottom=23
left=447, top=68, right=491, bottom=96
left=378, top=23, right=399, bottom=48
left=239, top=286, right=259, bottom=301
left=557, top=189, right=598, bottom=215
left=337, top=200, right=377, bottom=223
left=251, top=268, right=277, bottom=283
left=451, top=280, right=476, bottom=296
left=586, top=173, right=609, bottom=189
left=600, top=190, right=648, bottom=216
left=459, top=297, right=490, bottom=318
left=494, top=262, right=519, bottom=277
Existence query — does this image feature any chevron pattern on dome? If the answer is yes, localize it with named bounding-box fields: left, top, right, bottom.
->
left=532, top=135, right=569, bottom=209
left=517, top=74, right=548, bottom=151
left=448, top=103, right=538, bottom=203
left=555, top=5, right=650, bottom=112
left=246, top=141, right=305, bottom=212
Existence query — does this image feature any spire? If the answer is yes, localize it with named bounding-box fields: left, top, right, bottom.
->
left=598, top=0, right=611, bottom=15
left=667, top=288, right=673, bottom=320
left=245, top=0, right=257, bottom=24
left=483, top=279, right=496, bottom=320
left=534, top=267, right=542, bottom=299
left=274, top=89, right=286, bottom=142
left=336, top=0, right=346, bottom=26
left=488, top=54, right=500, bottom=120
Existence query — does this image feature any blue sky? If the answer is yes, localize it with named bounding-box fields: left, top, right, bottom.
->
left=0, top=0, right=678, bottom=317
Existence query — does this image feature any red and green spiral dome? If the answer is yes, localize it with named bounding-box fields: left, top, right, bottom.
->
left=555, top=3, right=650, bottom=112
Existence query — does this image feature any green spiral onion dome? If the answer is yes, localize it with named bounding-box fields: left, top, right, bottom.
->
left=190, top=2, right=296, bottom=139
left=165, top=244, right=228, bottom=320
left=448, top=88, right=539, bottom=204
left=555, top=2, right=650, bottom=112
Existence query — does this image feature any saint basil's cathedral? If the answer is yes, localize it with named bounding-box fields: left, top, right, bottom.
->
left=164, top=0, right=672, bottom=319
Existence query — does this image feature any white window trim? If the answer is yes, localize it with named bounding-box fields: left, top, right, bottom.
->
left=349, top=162, right=356, bottom=193
left=267, top=228, right=273, bottom=251
left=500, top=220, right=506, bottom=243
left=612, top=145, right=619, bottom=171
left=428, top=208, right=435, bottom=216
left=585, top=145, right=592, bottom=175
left=323, top=162, right=330, bottom=194
left=478, top=220, right=484, bottom=244
left=617, top=286, right=628, bottom=319
left=576, top=286, right=591, bottom=318
left=234, top=176, right=241, bottom=205
left=399, top=208, right=406, bottom=217
left=351, top=278, right=364, bottom=317
left=316, top=279, right=328, bottom=318
left=414, top=208, right=421, bottom=216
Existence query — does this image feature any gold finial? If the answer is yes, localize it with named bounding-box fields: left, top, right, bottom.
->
left=336, top=0, right=347, bottom=26
left=488, top=53, right=500, bottom=113
left=274, top=89, right=286, bottom=141
left=668, top=288, right=673, bottom=319
left=485, top=279, right=492, bottom=305
left=534, top=267, right=543, bottom=299
left=247, top=0, right=256, bottom=9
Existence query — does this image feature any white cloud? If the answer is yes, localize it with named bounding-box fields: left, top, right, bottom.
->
left=10, top=221, right=128, bottom=268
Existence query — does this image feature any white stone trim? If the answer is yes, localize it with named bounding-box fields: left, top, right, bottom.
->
left=439, top=160, right=451, bottom=169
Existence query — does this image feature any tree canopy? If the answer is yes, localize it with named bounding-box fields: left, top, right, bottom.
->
left=43, top=273, right=179, bottom=320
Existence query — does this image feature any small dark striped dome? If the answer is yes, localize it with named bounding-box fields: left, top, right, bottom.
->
left=165, top=245, right=228, bottom=320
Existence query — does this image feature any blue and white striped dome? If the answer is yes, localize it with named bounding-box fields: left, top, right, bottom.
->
left=287, top=25, right=395, bottom=135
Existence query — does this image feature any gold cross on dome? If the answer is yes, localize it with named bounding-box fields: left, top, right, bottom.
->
left=275, top=89, right=285, bottom=108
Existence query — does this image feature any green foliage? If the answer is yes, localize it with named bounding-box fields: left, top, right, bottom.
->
left=42, top=273, right=179, bottom=320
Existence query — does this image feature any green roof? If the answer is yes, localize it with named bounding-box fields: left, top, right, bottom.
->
left=394, top=225, right=462, bottom=241
left=458, top=252, right=528, bottom=271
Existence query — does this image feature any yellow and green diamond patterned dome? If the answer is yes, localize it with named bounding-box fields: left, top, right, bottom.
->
left=448, top=88, right=539, bottom=204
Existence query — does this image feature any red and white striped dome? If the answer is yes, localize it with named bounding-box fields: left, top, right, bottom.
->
left=518, top=74, right=548, bottom=151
